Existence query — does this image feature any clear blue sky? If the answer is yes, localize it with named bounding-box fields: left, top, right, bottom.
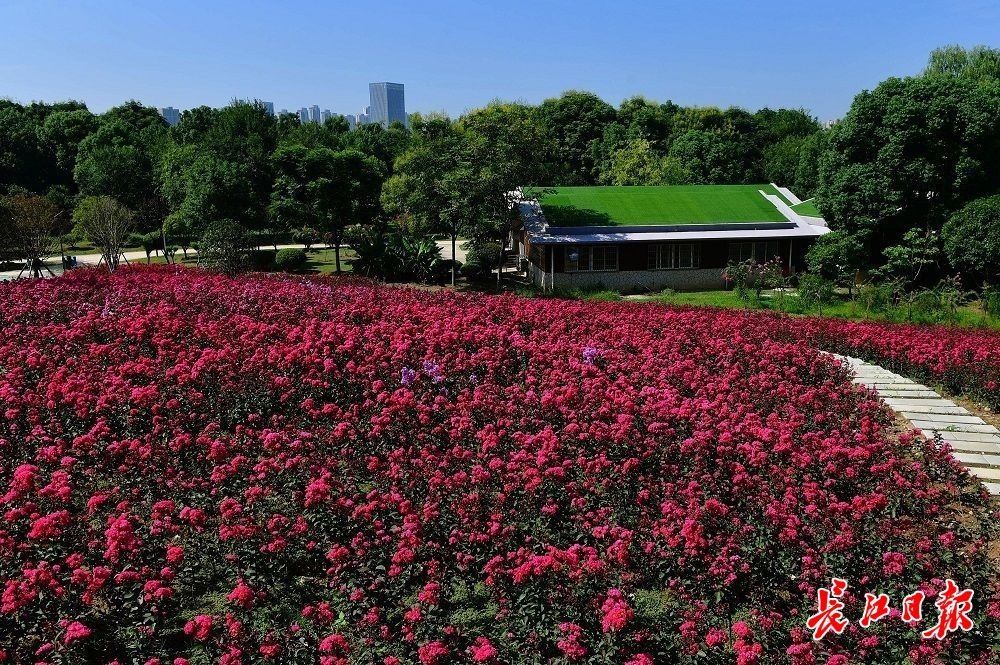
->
left=1, top=0, right=997, bottom=122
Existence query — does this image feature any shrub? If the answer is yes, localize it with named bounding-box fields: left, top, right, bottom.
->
left=942, top=194, right=1000, bottom=285
left=198, top=219, right=252, bottom=275
left=797, top=273, right=836, bottom=314
left=247, top=249, right=276, bottom=271
left=855, top=281, right=894, bottom=316
left=275, top=247, right=307, bottom=272
left=462, top=241, right=501, bottom=280
left=0, top=268, right=997, bottom=661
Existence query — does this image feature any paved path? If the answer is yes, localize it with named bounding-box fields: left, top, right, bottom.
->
left=832, top=354, right=1000, bottom=495
left=2, top=241, right=468, bottom=282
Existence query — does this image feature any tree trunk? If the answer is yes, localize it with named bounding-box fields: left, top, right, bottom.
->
left=334, top=240, right=342, bottom=274
left=497, top=242, right=503, bottom=289
left=451, top=232, right=457, bottom=287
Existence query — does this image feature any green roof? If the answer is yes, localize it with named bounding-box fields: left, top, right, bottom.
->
left=791, top=198, right=822, bottom=217
left=533, top=185, right=790, bottom=227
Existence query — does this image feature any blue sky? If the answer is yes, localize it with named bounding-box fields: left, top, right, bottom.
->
left=1, top=0, right=997, bottom=122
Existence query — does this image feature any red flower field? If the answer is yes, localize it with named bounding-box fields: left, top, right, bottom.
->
left=0, top=267, right=997, bottom=664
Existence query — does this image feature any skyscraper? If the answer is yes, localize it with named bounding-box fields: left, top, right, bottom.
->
left=159, top=107, right=181, bottom=126
left=309, top=105, right=321, bottom=124
left=298, top=107, right=310, bottom=124
left=321, top=109, right=332, bottom=123
left=262, top=101, right=275, bottom=116
left=368, top=82, right=407, bottom=128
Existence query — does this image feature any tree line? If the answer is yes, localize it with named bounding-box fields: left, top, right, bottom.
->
left=1, top=44, right=998, bottom=286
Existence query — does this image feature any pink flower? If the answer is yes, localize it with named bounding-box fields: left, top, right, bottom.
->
left=600, top=589, right=633, bottom=632
left=469, top=637, right=497, bottom=662
left=63, top=621, right=91, bottom=644
left=417, top=640, right=449, bottom=665
left=183, top=614, right=213, bottom=641
left=226, top=580, right=255, bottom=608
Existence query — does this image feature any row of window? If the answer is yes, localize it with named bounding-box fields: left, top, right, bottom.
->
left=563, top=241, right=784, bottom=273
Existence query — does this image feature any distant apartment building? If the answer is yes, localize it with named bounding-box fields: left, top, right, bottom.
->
left=368, top=82, right=407, bottom=128
left=298, top=107, right=310, bottom=123
left=159, top=106, right=181, bottom=126
left=262, top=101, right=275, bottom=116
left=344, top=114, right=356, bottom=130
left=321, top=109, right=333, bottom=123
left=309, top=105, right=321, bottom=123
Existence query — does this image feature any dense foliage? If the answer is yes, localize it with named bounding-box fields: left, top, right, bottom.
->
left=0, top=268, right=997, bottom=663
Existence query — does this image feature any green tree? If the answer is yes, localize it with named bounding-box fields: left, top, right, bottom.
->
left=161, top=145, right=257, bottom=241
left=382, top=117, right=476, bottom=284
left=876, top=228, right=942, bottom=286
left=5, top=194, right=60, bottom=277
left=925, top=45, right=1000, bottom=84
left=817, top=75, right=1000, bottom=267
left=538, top=91, right=616, bottom=184
left=73, top=196, right=134, bottom=271
left=805, top=230, right=867, bottom=293
left=310, top=149, right=386, bottom=273
left=599, top=139, right=689, bottom=186
left=74, top=111, right=168, bottom=216
left=460, top=102, right=552, bottom=286
left=942, top=194, right=1000, bottom=285
left=667, top=130, right=749, bottom=184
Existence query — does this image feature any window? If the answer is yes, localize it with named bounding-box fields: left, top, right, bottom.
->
left=729, top=240, right=780, bottom=263
left=648, top=243, right=701, bottom=270
left=565, top=245, right=618, bottom=272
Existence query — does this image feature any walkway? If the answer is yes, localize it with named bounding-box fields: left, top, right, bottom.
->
left=832, top=354, right=1000, bottom=495
left=1, top=240, right=468, bottom=282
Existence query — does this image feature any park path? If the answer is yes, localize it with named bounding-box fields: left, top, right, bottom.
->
left=831, top=353, right=1000, bottom=496
left=0, top=240, right=467, bottom=282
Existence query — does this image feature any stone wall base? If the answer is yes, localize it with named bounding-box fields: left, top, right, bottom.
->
left=530, top=268, right=726, bottom=292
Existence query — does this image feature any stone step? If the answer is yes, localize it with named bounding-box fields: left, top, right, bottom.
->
left=871, top=383, right=930, bottom=391
left=884, top=398, right=959, bottom=407
left=950, top=452, right=1000, bottom=469
left=921, top=430, right=1000, bottom=443
left=900, top=413, right=984, bottom=425
left=984, top=482, right=1000, bottom=495
left=912, top=421, right=998, bottom=434
left=891, top=405, right=969, bottom=415
left=880, top=389, right=940, bottom=398
left=968, top=466, right=1000, bottom=481
left=945, top=439, right=1000, bottom=454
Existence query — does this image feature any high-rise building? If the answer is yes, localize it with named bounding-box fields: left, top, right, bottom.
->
left=344, top=114, right=356, bottom=130
left=298, top=107, right=310, bottom=124
left=309, top=105, right=321, bottom=124
left=159, top=107, right=181, bottom=126
left=368, top=82, right=407, bottom=128
left=262, top=101, right=275, bottom=116
left=321, top=109, right=332, bottom=123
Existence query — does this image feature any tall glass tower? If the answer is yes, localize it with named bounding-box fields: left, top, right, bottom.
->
left=368, top=82, right=407, bottom=128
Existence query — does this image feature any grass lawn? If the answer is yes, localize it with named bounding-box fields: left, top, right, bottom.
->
left=532, top=184, right=790, bottom=227
left=649, top=289, right=1000, bottom=330
left=304, top=248, right=358, bottom=275
left=790, top=198, right=821, bottom=217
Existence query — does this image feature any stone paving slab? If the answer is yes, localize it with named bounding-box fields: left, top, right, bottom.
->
left=893, top=405, right=969, bottom=415
left=830, top=353, right=1000, bottom=496
left=921, top=430, right=1000, bottom=443
left=947, top=440, right=1000, bottom=454
left=911, top=421, right=999, bottom=434
left=879, top=389, right=940, bottom=398
left=882, top=398, right=957, bottom=407
left=900, top=413, right=981, bottom=424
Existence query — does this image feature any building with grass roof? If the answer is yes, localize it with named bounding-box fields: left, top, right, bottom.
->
left=514, top=184, right=829, bottom=291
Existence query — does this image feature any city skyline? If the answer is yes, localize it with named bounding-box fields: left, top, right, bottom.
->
left=2, top=1, right=997, bottom=124
left=160, top=83, right=408, bottom=129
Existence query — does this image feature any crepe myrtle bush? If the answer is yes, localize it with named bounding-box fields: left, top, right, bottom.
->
left=0, top=266, right=997, bottom=664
